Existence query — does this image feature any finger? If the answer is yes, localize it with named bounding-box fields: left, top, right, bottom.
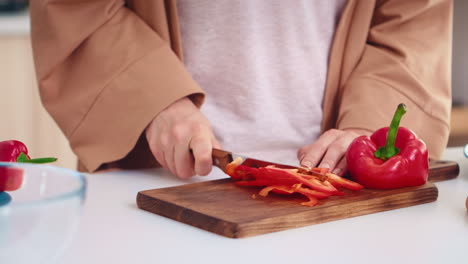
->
left=145, top=127, right=168, bottom=168
left=299, top=129, right=341, bottom=168
left=163, top=145, right=177, bottom=176
left=146, top=136, right=167, bottom=168
left=153, top=147, right=168, bottom=168
left=331, top=157, right=347, bottom=177
left=174, top=141, right=195, bottom=179
left=318, top=134, right=355, bottom=171
left=190, top=134, right=213, bottom=176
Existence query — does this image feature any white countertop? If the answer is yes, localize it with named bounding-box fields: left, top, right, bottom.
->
left=0, top=10, right=29, bottom=36
left=57, top=147, right=468, bottom=264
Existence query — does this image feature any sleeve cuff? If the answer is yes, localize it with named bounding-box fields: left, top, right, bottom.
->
left=70, top=45, right=204, bottom=172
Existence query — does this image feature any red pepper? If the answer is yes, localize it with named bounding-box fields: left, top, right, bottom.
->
left=346, top=104, right=429, bottom=189
left=225, top=157, right=363, bottom=206
left=0, top=166, right=24, bottom=192
left=231, top=165, right=339, bottom=194
left=0, top=140, right=57, bottom=164
left=0, top=140, right=57, bottom=192
left=324, top=172, right=364, bottom=191
left=0, top=140, right=30, bottom=162
left=258, top=185, right=321, bottom=207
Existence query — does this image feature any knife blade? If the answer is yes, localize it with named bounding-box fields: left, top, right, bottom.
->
left=211, top=148, right=325, bottom=178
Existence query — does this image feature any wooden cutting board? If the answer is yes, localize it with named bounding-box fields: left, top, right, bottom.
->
left=137, top=160, right=459, bottom=238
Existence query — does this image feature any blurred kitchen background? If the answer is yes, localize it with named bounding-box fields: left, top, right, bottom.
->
left=0, top=0, right=466, bottom=170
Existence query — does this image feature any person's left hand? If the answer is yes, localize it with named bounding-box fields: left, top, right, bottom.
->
left=297, top=128, right=371, bottom=176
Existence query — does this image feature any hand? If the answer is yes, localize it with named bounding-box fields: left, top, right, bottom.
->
left=297, top=129, right=371, bottom=176
left=145, top=97, right=221, bottom=179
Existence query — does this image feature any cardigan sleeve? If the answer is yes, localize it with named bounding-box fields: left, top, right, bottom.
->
left=30, top=0, right=204, bottom=171
left=337, top=0, right=453, bottom=159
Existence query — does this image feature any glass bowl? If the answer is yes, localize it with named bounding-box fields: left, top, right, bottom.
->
left=0, top=162, right=86, bottom=264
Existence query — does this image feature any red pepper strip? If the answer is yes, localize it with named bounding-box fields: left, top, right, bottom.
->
left=232, top=165, right=257, bottom=180
left=0, top=166, right=24, bottom=192
left=263, top=167, right=338, bottom=194
left=259, top=185, right=295, bottom=196
left=229, top=164, right=306, bottom=186
left=291, top=184, right=332, bottom=199
left=325, top=172, right=364, bottom=191
left=301, top=174, right=346, bottom=195
left=228, top=160, right=362, bottom=194
left=300, top=198, right=319, bottom=207
left=225, top=157, right=245, bottom=179
left=255, top=183, right=332, bottom=199
left=287, top=170, right=338, bottom=194
left=259, top=185, right=319, bottom=207
left=258, top=183, right=333, bottom=199
left=235, top=179, right=278, bottom=186
left=310, top=167, right=330, bottom=174
left=256, top=167, right=313, bottom=186
left=227, top=162, right=339, bottom=194
left=269, top=168, right=336, bottom=194
left=346, top=104, right=429, bottom=189
left=225, top=159, right=364, bottom=206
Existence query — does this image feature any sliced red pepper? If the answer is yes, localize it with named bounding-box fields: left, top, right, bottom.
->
left=300, top=175, right=338, bottom=194
left=259, top=185, right=319, bottom=207
left=325, top=172, right=364, bottom=191
left=225, top=158, right=363, bottom=207
left=236, top=179, right=277, bottom=186
left=299, top=174, right=341, bottom=195
left=261, top=167, right=338, bottom=194
left=300, top=198, right=319, bottom=207
left=225, top=157, right=244, bottom=179
left=259, top=185, right=295, bottom=196
left=228, top=163, right=337, bottom=193
left=310, top=167, right=330, bottom=174
left=0, top=166, right=24, bottom=192
left=291, top=184, right=332, bottom=199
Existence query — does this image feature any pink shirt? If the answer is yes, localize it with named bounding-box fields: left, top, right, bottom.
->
left=177, top=0, right=347, bottom=165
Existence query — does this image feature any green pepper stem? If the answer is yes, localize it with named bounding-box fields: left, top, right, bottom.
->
left=21, top=157, right=58, bottom=164
left=16, top=152, right=57, bottom=164
left=374, top=103, right=407, bottom=160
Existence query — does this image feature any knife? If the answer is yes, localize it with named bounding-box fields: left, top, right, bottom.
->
left=211, top=148, right=326, bottom=178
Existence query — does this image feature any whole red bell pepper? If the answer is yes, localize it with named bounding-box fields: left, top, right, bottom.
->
left=346, top=104, right=429, bottom=189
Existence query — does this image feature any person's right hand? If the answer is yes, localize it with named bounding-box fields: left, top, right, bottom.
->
left=145, top=97, right=220, bottom=179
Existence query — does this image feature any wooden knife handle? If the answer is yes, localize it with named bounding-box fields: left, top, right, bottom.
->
left=211, top=148, right=233, bottom=173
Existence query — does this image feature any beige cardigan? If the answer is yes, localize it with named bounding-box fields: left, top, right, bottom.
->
left=30, top=0, right=453, bottom=172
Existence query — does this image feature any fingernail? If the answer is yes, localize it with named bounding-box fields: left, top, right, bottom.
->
left=332, top=168, right=342, bottom=175
left=320, top=163, right=330, bottom=169
left=302, top=161, right=312, bottom=168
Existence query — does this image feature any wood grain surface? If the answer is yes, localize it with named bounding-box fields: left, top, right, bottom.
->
left=137, top=160, right=458, bottom=238
left=428, top=160, right=459, bottom=182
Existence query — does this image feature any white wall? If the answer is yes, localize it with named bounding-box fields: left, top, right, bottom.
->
left=0, top=36, right=77, bottom=169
